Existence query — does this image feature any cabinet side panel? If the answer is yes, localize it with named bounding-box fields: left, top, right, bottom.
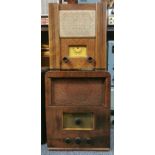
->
left=95, top=2, right=107, bottom=69
left=48, top=4, right=60, bottom=69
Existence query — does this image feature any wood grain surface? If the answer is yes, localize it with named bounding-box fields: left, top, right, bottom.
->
left=45, top=71, right=111, bottom=150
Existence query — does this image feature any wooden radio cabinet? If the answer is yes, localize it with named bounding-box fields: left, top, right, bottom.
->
left=48, top=2, right=107, bottom=70
left=45, top=71, right=111, bottom=150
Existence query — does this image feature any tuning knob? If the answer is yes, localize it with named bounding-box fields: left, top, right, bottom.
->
left=74, top=117, right=81, bottom=125
left=75, top=137, right=81, bottom=144
left=62, top=57, right=69, bottom=63
left=87, top=57, right=93, bottom=63
left=64, top=138, right=71, bottom=144
left=86, top=138, right=92, bottom=144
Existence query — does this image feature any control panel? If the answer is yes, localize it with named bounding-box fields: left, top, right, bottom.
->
left=64, top=137, right=93, bottom=144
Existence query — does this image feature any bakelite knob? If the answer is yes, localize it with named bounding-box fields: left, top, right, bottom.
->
left=75, top=137, right=81, bottom=144
left=64, top=138, right=71, bottom=144
left=86, top=138, right=92, bottom=144
left=62, top=57, right=69, bottom=63
left=74, top=117, right=81, bottom=125
left=87, top=57, right=93, bottom=63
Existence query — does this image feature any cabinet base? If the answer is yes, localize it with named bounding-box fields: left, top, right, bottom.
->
left=48, top=147, right=110, bottom=151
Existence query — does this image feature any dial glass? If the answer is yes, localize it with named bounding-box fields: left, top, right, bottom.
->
left=63, top=112, right=94, bottom=130
left=69, top=46, right=87, bottom=58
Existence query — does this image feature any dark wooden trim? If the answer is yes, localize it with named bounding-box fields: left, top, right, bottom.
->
left=45, top=70, right=110, bottom=78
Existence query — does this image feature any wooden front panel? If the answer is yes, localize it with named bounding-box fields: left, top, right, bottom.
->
left=63, top=112, right=94, bottom=130
left=61, top=38, right=95, bottom=69
left=51, top=78, right=105, bottom=106
left=47, top=135, right=109, bottom=150
left=95, top=2, right=107, bottom=69
left=45, top=71, right=110, bottom=107
left=48, top=3, right=107, bottom=70
left=46, top=106, right=110, bottom=150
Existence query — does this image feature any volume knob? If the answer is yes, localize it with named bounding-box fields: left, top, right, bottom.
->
left=86, top=138, right=92, bottom=144
left=74, top=117, right=81, bottom=125
left=75, top=137, right=81, bottom=144
left=62, top=57, right=69, bottom=63
left=87, top=57, right=93, bottom=63
left=64, top=138, right=71, bottom=144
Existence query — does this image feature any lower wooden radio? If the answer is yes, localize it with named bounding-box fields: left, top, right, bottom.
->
left=45, top=70, right=111, bottom=150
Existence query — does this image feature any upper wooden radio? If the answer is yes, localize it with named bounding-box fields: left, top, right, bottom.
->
left=48, top=2, right=107, bottom=70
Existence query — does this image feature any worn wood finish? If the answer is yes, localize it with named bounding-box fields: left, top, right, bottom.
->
left=45, top=71, right=110, bottom=108
left=61, top=38, right=95, bottom=70
left=41, top=56, right=50, bottom=67
left=46, top=106, right=110, bottom=150
left=59, top=4, right=96, bottom=10
left=48, top=4, right=60, bottom=69
left=48, top=3, right=107, bottom=70
left=67, top=0, right=77, bottom=4
left=45, top=71, right=110, bottom=107
left=45, top=70, right=111, bottom=78
left=102, top=1, right=107, bottom=69
left=49, top=78, right=105, bottom=106
left=45, top=71, right=111, bottom=150
left=95, top=2, right=107, bottom=69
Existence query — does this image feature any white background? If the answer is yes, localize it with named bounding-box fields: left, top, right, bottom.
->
left=0, top=0, right=155, bottom=155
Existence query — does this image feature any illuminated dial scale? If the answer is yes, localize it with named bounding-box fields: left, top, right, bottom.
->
left=69, top=46, right=87, bottom=58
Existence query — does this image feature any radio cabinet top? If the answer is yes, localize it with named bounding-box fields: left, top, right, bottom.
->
left=48, top=2, right=107, bottom=70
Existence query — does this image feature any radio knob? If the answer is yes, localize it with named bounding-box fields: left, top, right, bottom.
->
left=86, top=138, right=92, bottom=144
left=87, top=57, right=93, bottom=63
left=74, top=117, right=81, bottom=125
left=75, top=137, right=81, bottom=144
left=62, top=57, right=69, bottom=63
left=64, top=138, right=71, bottom=144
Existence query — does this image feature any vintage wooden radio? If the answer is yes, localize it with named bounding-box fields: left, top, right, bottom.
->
left=45, top=71, right=111, bottom=150
left=48, top=2, right=107, bottom=70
